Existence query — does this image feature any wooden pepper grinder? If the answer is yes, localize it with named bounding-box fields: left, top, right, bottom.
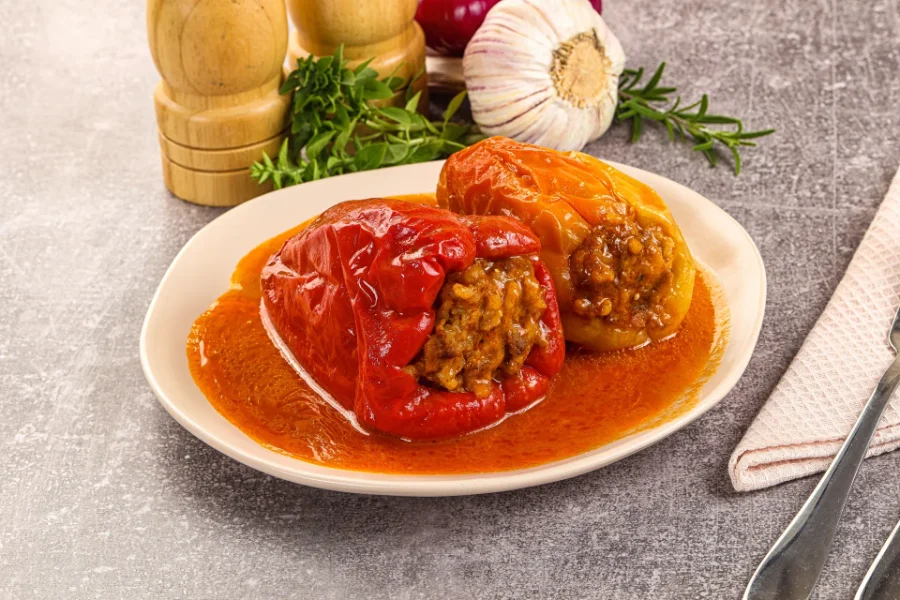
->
left=287, top=0, right=427, bottom=105
left=148, top=0, right=290, bottom=206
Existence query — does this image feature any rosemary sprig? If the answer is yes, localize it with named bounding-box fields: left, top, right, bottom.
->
left=617, top=62, right=774, bottom=175
left=250, top=46, right=483, bottom=189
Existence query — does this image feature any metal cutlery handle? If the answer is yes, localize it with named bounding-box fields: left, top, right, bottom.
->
left=744, top=355, right=900, bottom=600
left=856, top=517, right=900, bottom=600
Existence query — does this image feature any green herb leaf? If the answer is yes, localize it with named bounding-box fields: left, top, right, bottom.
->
left=729, top=144, right=742, bottom=175
left=408, top=139, right=445, bottom=163
left=413, top=114, right=431, bottom=133
left=644, top=62, right=665, bottom=91
left=739, top=128, right=776, bottom=139
left=353, top=57, right=376, bottom=76
left=405, top=90, right=422, bottom=113
left=617, top=62, right=774, bottom=174
left=355, top=142, right=388, bottom=171
left=384, top=143, right=410, bottom=165
left=443, top=90, right=468, bottom=124
left=277, top=137, right=291, bottom=167
left=333, top=117, right=357, bottom=153
left=378, top=107, right=412, bottom=127
left=361, top=78, right=394, bottom=101
left=316, top=56, right=334, bottom=73
left=631, top=114, right=644, bottom=143
left=306, top=130, right=336, bottom=159
left=250, top=47, right=484, bottom=189
left=441, top=122, right=469, bottom=142
left=694, top=114, right=740, bottom=125
left=664, top=119, right=675, bottom=141
left=383, top=76, right=406, bottom=91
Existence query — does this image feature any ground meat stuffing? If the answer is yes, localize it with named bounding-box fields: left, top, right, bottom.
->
left=569, top=214, right=676, bottom=331
left=407, top=256, right=549, bottom=398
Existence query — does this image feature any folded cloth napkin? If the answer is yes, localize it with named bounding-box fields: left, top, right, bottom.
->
left=729, top=167, right=900, bottom=492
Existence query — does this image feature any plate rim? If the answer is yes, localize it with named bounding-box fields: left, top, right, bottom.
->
left=140, top=159, right=767, bottom=496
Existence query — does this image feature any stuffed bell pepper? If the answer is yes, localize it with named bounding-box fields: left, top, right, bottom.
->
left=437, top=137, right=696, bottom=352
left=261, top=199, right=565, bottom=440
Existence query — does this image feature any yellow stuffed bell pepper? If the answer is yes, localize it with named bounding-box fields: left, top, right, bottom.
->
left=437, top=136, right=696, bottom=352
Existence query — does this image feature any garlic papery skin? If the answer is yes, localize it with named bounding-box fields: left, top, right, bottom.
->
left=463, top=0, right=625, bottom=151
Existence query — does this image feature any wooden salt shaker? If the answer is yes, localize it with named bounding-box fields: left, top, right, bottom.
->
left=286, top=0, right=427, bottom=105
left=148, top=0, right=290, bottom=206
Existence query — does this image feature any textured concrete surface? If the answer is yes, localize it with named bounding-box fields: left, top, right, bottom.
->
left=2, top=0, right=900, bottom=598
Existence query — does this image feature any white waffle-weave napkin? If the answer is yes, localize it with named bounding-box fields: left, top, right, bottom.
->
left=729, top=168, right=900, bottom=492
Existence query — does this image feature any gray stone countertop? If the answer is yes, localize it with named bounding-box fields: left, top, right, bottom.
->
left=3, top=0, right=900, bottom=598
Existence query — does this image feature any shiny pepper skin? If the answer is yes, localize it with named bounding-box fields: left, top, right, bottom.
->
left=261, top=199, right=565, bottom=439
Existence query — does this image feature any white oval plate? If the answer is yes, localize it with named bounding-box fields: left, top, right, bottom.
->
left=141, top=160, right=766, bottom=496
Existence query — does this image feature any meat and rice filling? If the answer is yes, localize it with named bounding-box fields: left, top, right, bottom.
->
left=569, top=211, right=676, bottom=332
left=407, top=256, right=548, bottom=398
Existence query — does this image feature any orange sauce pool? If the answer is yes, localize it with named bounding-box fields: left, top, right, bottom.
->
left=186, top=195, right=726, bottom=474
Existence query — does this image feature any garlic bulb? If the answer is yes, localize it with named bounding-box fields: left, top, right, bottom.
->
left=463, top=0, right=625, bottom=151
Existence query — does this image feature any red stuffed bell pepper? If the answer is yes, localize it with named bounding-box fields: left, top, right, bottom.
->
left=261, top=199, right=565, bottom=440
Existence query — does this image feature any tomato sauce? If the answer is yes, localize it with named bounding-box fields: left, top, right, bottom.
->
left=186, top=196, right=726, bottom=474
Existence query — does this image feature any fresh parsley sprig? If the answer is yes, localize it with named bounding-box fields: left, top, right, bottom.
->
left=250, top=46, right=483, bottom=189
left=617, top=62, right=774, bottom=175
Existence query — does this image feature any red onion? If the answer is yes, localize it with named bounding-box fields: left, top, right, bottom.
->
left=416, top=0, right=501, bottom=57
left=416, top=0, right=602, bottom=57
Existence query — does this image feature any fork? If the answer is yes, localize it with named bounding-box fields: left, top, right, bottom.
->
left=743, top=302, right=900, bottom=600
left=855, top=515, right=900, bottom=599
